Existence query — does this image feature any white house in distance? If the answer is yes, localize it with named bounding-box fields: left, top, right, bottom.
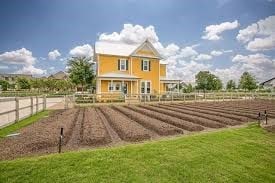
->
left=260, top=77, right=275, bottom=89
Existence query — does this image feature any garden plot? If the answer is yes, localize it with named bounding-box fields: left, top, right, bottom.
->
left=1, top=99, right=274, bottom=160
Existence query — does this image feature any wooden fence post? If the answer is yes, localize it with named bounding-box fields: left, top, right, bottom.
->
left=15, top=97, right=19, bottom=122
left=183, top=93, right=186, bottom=102
left=30, top=96, right=34, bottom=115
left=36, top=96, right=38, bottom=113
left=43, top=95, right=46, bottom=110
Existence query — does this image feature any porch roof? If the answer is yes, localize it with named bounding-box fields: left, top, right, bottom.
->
left=97, top=72, right=141, bottom=80
left=160, top=77, right=181, bottom=83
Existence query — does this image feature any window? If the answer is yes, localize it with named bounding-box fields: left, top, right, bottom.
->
left=142, top=60, right=150, bottom=71
left=141, top=81, right=151, bottom=94
left=108, top=82, right=121, bottom=92
left=141, top=82, right=145, bottom=94
left=118, top=59, right=128, bottom=71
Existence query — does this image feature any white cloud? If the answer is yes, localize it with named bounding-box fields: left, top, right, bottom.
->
left=0, top=48, right=35, bottom=66
left=214, top=53, right=275, bottom=84
left=195, top=54, right=213, bottom=61
left=232, top=53, right=272, bottom=64
left=210, top=50, right=223, bottom=56
left=15, top=65, right=46, bottom=75
left=179, top=46, right=198, bottom=58
left=237, top=16, right=275, bottom=51
left=202, top=20, right=239, bottom=40
left=69, top=44, right=93, bottom=57
left=99, top=24, right=159, bottom=44
left=0, top=48, right=46, bottom=75
left=48, top=49, right=61, bottom=60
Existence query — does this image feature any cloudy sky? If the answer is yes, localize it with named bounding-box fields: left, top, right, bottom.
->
left=0, top=0, right=274, bottom=84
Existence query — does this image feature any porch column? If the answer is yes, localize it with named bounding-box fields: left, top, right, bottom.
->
left=130, top=81, right=132, bottom=95
left=111, top=80, right=113, bottom=93
left=122, top=80, right=125, bottom=94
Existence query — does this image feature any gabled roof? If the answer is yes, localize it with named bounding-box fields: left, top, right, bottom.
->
left=48, top=71, right=68, bottom=80
left=260, top=77, right=275, bottom=85
left=95, top=39, right=162, bottom=59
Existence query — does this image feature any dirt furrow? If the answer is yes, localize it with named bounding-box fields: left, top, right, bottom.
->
left=126, top=105, right=204, bottom=132
left=112, top=106, right=183, bottom=136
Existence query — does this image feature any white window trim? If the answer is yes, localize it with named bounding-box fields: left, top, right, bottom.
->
left=108, top=82, right=122, bottom=92
left=142, top=59, right=149, bottom=71
left=140, top=80, right=151, bottom=94
left=119, top=59, right=127, bottom=71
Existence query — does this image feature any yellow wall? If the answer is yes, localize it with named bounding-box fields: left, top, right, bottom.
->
left=160, top=64, right=166, bottom=77
left=136, top=49, right=155, bottom=57
left=132, top=57, right=160, bottom=94
left=98, top=51, right=162, bottom=94
left=98, top=55, right=130, bottom=75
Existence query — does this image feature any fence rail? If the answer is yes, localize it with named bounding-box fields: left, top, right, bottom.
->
left=0, top=96, right=68, bottom=128
left=74, top=92, right=275, bottom=105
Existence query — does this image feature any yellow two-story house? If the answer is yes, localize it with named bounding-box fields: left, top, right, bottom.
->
left=94, top=39, right=180, bottom=97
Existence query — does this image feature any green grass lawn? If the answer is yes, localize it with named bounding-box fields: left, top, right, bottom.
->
left=0, top=124, right=274, bottom=183
left=0, top=110, right=49, bottom=138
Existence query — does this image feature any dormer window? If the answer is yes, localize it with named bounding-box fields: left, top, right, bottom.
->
left=118, top=59, right=128, bottom=71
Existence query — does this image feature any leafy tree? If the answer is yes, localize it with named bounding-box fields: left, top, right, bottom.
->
left=67, top=57, right=95, bottom=91
left=182, top=83, right=194, bottom=93
left=16, top=77, right=31, bottom=90
left=195, top=71, right=223, bottom=92
left=226, top=80, right=236, bottom=90
left=0, top=80, right=9, bottom=91
left=239, top=72, right=257, bottom=91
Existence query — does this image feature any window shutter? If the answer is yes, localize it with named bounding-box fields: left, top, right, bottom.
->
left=126, top=60, right=128, bottom=70
left=141, top=60, right=143, bottom=71
left=149, top=61, right=151, bottom=71
left=118, top=59, right=120, bottom=70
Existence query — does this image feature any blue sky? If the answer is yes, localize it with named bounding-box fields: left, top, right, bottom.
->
left=0, top=0, right=274, bottom=84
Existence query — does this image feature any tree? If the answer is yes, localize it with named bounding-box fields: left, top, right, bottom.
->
left=182, top=83, right=194, bottom=93
left=16, top=77, right=31, bottom=90
left=195, top=71, right=223, bottom=92
left=226, top=80, right=236, bottom=90
left=239, top=72, right=257, bottom=91
left=0, top=80, right=9, bottom=91
left=67, top=57, right=95, bottom=91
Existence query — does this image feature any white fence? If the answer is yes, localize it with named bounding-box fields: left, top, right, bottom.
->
left=0, top=96, right=65, bottom=128
left=74, top=92, right=275, bottom=104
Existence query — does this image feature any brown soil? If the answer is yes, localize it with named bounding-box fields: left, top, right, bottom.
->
left=141, top=105, right=226, bottom=128
left=98, top=106, right=152, bottom=142
left=158, top=104, right=242, bottom=126
left=112, top=106, right=183, bottom=136
left=81, top=108, right=111, bottom=146
left=125, top=105, right=204, bottom=132
left=0, top=99, right=274, bottom=160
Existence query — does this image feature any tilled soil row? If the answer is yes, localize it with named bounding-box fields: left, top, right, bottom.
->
left=98, top=106, right=151, bottom=142
left=81, top=108, right=111, bottom=146
left=207, top=103, right=275, bottom=117
left=112, top=106, right=183, bottom=136
left=125, top=105, right=204, bottom=132
left=183, top=104, right=257, bottom=120
left=140, top=105, right=225, bottom=128
left=158, top=104, right=242, bottom=126
left=66, top=108, right=84, bottom=148
left=0, top=109, right=79, bottom=160
left=168, top=104, right=248, bottom=122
